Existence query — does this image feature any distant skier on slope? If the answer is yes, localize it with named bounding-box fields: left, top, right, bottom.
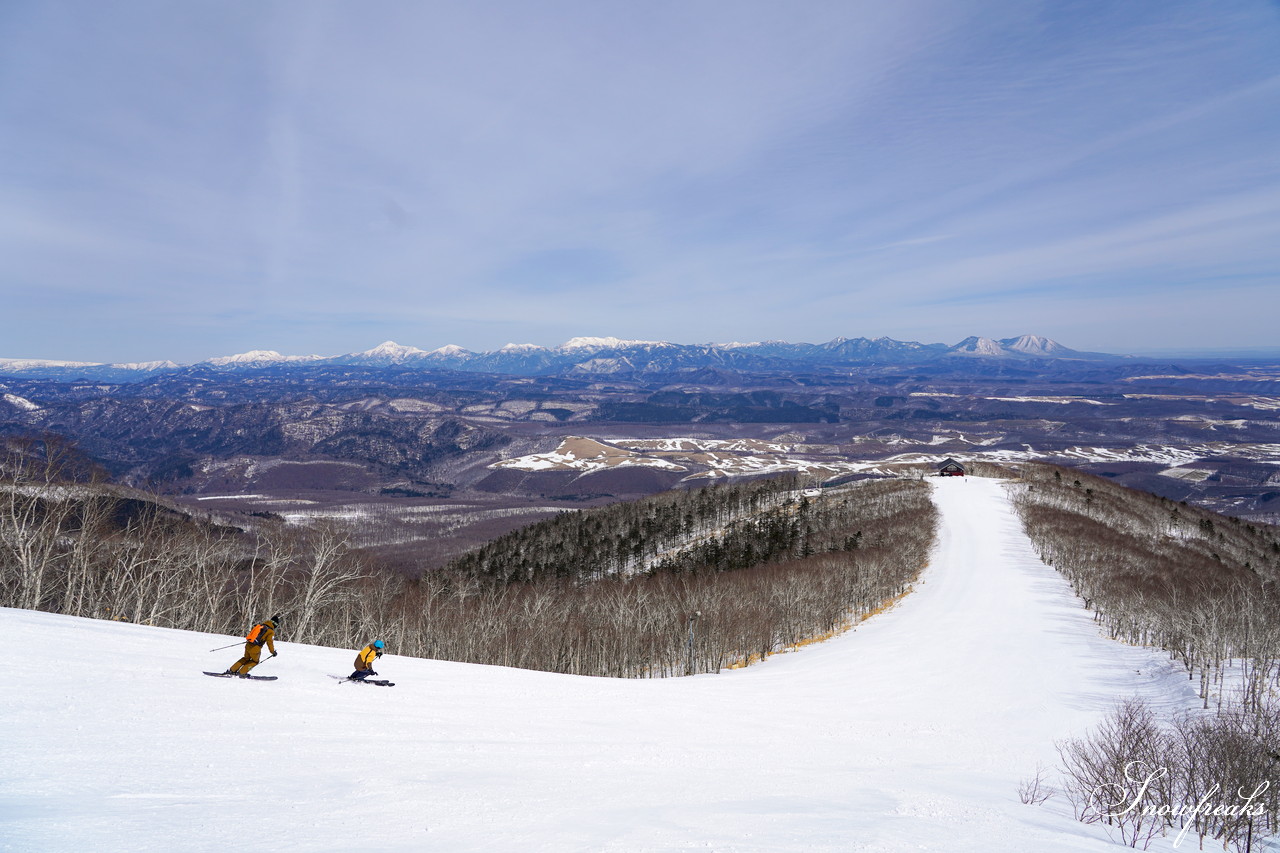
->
left=225, top=615, right=280, bottom=677
left=350, top=640, right=385, bottom=681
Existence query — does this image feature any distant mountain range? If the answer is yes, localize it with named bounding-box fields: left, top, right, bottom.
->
left=0, top=334, right=1120, bottom=381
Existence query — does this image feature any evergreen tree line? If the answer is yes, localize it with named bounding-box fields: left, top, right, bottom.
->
left=1008, top=462, right=1280, bottom=851
left=0, top=438, right=936, bottom=677
left=447, top=475, right=812, bottom=582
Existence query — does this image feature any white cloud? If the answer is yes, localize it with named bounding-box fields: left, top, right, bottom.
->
left=1, top=0, right=1278, bottom=357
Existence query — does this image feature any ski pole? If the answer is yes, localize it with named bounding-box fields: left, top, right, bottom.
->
left=209, top=641, right=242, bottom=652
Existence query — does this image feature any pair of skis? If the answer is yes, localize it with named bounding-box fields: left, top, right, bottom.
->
left=202, top=671, right=396, bottom=687
left=202, top=671, right=277, bottom=681
left=332, top=674, right=396, bottom=687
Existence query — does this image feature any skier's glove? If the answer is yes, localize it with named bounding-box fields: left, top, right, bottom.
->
left=370, top=671, right=378, bottom=676
left=271, top=652, right=278, bottom=657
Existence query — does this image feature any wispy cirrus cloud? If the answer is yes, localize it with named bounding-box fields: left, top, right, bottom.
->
left=0, top=0, right=1276, bottom=360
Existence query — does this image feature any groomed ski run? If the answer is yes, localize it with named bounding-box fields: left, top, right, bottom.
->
left=1, top=477, right=1203, bottom=851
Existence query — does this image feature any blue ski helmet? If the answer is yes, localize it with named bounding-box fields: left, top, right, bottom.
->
left=372, top=640, right=385, bottom=649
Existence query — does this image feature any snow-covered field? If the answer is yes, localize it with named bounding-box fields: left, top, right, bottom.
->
left=1, top=479, right=1205, bottom=852
left=488, top=434, right=1280, bottom=489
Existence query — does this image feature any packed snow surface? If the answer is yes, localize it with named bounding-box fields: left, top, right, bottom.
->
left=1, top=478, right=1201, bottom=851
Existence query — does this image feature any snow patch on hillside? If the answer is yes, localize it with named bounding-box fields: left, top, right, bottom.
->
left=985, top=396, right=1113, bottom=405
left=618, top=437, right=799, bottom=454
left=491, top=436, right=687, bottom=472
left=1160, top=467, right=1215, bottom=483
left=2, top=393, right=40, bottom=411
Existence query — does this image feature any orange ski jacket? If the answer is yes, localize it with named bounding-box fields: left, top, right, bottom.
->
left=246, top=620, right=277, bottom=655
left=354, top=644, right=382, bottom=671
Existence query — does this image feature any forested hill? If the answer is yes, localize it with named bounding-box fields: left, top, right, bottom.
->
left=411, top=474, right=938, bottom=675
left=445, top=475, right=916, bottom=584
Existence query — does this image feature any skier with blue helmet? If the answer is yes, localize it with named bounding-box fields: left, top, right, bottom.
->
left=350, top=640, right=386, bottom=681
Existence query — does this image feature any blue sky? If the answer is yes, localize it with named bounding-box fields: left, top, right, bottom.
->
left=2, top=1, right=1278, bottom=362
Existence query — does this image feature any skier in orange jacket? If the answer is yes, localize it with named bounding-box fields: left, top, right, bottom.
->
left=350, top=640, right=385, bottom=681
left=226, top=616, right=279, bottom=677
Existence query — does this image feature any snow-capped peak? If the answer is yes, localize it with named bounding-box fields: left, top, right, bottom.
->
left=948, top=336, right=1007, bottom=357
left=999, top=335, right=1072, bottom=356
left=558, top=336, right=669, bottom=351
left=206, top=348, right=322, bottom=366
left=357, top=341, right=430, bottom=360
left=499, top=343, right=548, bottom=353
left=429, top=344, right=471, bottom=357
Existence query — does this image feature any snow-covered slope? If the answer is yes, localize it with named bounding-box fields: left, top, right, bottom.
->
left=0, top=357, right=101, bottom=370
left=1, top=393, right=41, bottom=412
left=0, top=478, right=1199, bottom=852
